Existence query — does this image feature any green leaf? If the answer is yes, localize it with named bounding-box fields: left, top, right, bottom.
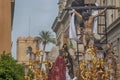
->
left=0, top=52, right=25, bottom=80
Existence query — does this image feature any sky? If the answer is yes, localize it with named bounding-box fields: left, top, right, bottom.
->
left=12, top=0, right=58, bottom=59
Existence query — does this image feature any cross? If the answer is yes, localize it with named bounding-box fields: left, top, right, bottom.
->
left=65, top=6, right=119, bottom=10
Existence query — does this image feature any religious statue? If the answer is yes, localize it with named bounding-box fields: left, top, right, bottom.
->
left=48, top=50, right=66, bottom=80
left=71, top=7, right=107, bottom=50
left=62, top=44, right=74, bottom=79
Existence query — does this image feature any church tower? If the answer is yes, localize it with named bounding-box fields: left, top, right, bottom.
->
left=17, top=37, right=40, bottom=64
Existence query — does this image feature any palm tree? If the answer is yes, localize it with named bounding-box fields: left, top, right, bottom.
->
left=38, top=31, right=56, bottom=69
left=39, top=31, right=55, bottom=50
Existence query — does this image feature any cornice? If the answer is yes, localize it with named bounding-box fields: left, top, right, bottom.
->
left=51, top=0, right=72, bottom=33
left=51, top=17, right=60, bottom=32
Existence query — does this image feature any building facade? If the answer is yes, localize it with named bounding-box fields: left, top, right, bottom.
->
left=17, top=37, right=40, bottom=64
left=52, top=0, right=71, bottom=45
left=52, top=0, right=75, bottom=49
left=0, top=0, right=15, bottom=53
left=100, top=0, right=120, bottom=56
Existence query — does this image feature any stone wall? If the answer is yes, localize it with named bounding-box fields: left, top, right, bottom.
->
left=17, top=37, right=40, bottom=64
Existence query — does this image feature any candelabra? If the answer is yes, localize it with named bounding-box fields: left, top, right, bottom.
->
left=24, top=46, right=52, bottom=80
left=79, top=44, right=118, bottom=80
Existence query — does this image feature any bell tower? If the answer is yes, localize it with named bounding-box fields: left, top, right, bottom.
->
left=17, top=37, right=40, bottom=64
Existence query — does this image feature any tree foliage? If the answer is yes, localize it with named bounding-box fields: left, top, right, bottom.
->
left=38, top=31, right=56, bottom=69
left=39, top=31, right=56, bottom=50
left=0, top=52, right=25, bottom=80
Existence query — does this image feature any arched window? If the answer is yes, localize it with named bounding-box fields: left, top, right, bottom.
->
left=26, top=46, right=32, bottom=54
